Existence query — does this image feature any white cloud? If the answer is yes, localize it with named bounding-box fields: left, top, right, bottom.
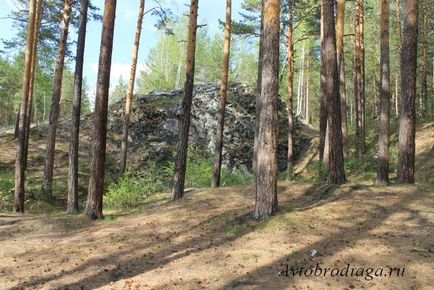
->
left=4, top=0, right=16, bottom=10
left=91, top=62, right=150, bottom=84
left=123, top=8, right=136, bottom=20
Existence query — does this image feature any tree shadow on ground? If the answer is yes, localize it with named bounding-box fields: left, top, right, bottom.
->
left=218, top=185, right=433, bottom=289
left=5, top=184, right=432, bottom=289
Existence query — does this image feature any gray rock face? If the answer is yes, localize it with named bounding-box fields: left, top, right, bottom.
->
left=108, top=83, right=298, bottom=172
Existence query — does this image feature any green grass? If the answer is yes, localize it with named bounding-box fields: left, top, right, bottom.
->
left=0, top=172, right=14, bottom=210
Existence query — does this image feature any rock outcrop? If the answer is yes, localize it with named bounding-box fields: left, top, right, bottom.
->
left=108, top=83, right=302, bottom=172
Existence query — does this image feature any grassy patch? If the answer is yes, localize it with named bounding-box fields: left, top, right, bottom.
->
left=0, top=172, right=14, bottom=211
left=260, top=215, right=297, bottom=232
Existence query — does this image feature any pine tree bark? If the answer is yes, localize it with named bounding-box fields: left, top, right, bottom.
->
left=322, top=0, right=346, bottom=185
left=119, top=0, right=145, bottom=176
left=171, top=0, right=199, bottom=201
left=24, top=0, right=44, bottom=172
left=395, top=0, right=403, bottom=55
left=14, top=0, right=37, bottom=213
left=14, top=106, right=20, bottom=139
left=85, top=0, right=117, bottom=219
left=354, top=0, right=365, bottom=159
left=398, top=0, right=419, bottom=184
left=394, top=0, right=403, bottom=117
left=377, top=0, right=391, bottom=185
left=67, top=0, right=89, bottom=214
left=319, top=3, right=328, bottom=164
left=212, top=0, right=232, bottom=188
left=253, top=2, right=264, bottom=175
left=254, top=0, right=280, bottom=220
left=419, top=4, right=428, bottom=116
left=42, top=0, right=73, bottom=196
left=286, top=1, right=295, bottom=179
left=336, top=0, right=348, bottom=157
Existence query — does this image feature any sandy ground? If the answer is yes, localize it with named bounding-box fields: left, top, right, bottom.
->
left=0, top=182, right=433, bottom=290
left=0, top=121, right=433, bottom=289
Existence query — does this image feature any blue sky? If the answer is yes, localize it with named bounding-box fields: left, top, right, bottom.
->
left=0, top=0, right=244, bottom=95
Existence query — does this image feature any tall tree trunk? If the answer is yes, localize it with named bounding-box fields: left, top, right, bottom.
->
left=171, top=0, right=199, bottom=201
left=14, top=106, right=20, bottom=139
left=395, top=72, right=399, bottom=116
left=336, top=0, right=348, bottom=157
left=85, top=0, right=117, bottom=219
left=42, top=0, right=73, bottom=196
left=119, top=0, right=145, bottom=176
left=319, top=3, right=327, bottom=163
left=354, top=0, right=365, bottom=159
left=398, top=0, right=419, bottom=184
left=286, top=1, right=294, bottom=179
left=377, top=0, right=391, bottom=185
left=255, top=0, right=280, bottom=219
left=419, top=4, right=428, bottom=116
left=394, top=0, right=403, bottom=117
left=212, top=0, right=232, bottom=188
left=305, top=63, right=311, bottom=124
left=67, top=0, right=89, bottom=214
left=432, top=55, right=434, bottom=118
left=253, top=2, right=264, bottom=175
left=361, top=1, right=366, bottom=153
left=14, top=0, right=37, bottom=213
left=24, top=0, right=44, bottom=172
left=322, top=0, right=346, bottom=184
left=395, top=0, right=403, bottom=54
left=296, top=42, right=305, bottom=116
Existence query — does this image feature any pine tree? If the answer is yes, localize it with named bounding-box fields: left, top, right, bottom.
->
left=336, top=0, right=348, bottom=157
left=397, top=0, right=419, bottom=184
left=85, top=0, right=117, bottom=219
left=171, top=0, right=199, bottom=201
left=119, top=0, right=145, bottom=176
left=42, top=0, right=73, bottom=196
left=67, top=0, right=89, bottom=214
left=14, top=0, right=37, bottom=213
left=212, top=0, right=232, bottom=188
left=321, top=0, right=346, bottom=184
left=254, top=0, right=280, bottom=219
left=377, top=0, right=391, bottom=185
left=286, top=0, right=295, bottom=179
left=23, top=0, right=44, bottom=172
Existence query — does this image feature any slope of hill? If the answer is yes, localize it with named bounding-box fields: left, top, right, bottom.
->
left=0, top=85, right=433, bottom=289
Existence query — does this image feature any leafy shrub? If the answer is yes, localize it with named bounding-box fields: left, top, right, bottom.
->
left=105, top=164, right=170, bottom=209
left=220, top=167, right=253, bottom=186
left=185, top=152, right=253, bottom=188
left=186, top=158, right=214, bottom=188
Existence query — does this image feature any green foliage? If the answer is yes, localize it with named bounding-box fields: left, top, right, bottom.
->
left=105, top=164, right=170, bottom=210
left=0, top=55, right=23, bottom=125
left=186, top=147, right=253, bottom=188
left=0, top=172, right=14, bottom=211
left=308, top=160, right=329, bottom=182
left=344, top=155, right=377, bottom=179
left=3, top=0, right=101, bottom=62
left=0, top=53, right=91, bottom=127
left=109, top=76, right=128, bottom=105
left=137, top=16, right=259, bottom=93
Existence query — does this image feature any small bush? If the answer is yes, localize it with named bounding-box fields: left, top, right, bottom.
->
left=186, top=158, right=214, bottom=188
left=105, top=164, right=170, bottom=209
left=186, top=154, right=253, bottom=188
left=221, top=167, right=253, bottom=186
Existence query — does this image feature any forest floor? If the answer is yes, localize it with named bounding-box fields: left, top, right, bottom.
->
left=0, top=120, right=433, bottom=289
left=0, top=182, right=433, bottom=289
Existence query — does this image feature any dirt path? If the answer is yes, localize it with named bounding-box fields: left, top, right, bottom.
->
left=0, top=182, right=433, bottom=289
